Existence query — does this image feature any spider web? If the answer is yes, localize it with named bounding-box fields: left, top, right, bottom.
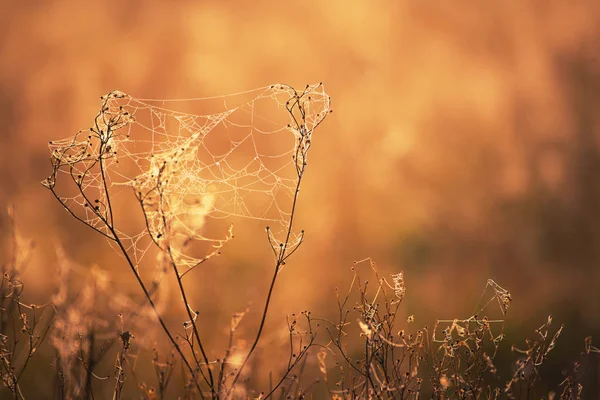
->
left=44, top=84, right=331, bottom=269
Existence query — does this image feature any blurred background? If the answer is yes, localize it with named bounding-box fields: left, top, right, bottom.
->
left=1, top=0, right=600, bottom=397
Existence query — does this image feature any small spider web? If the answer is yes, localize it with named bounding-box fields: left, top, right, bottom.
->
left=44, top=84, right=331, bottom=269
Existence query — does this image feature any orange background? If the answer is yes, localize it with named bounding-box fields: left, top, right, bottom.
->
left=1, top=0, right=600, bottom=395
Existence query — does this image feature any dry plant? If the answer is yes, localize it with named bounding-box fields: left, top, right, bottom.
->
left=314, top=259, right=426, bottom=399
left=0, top=207, right=55, bottom=399
left=506, top=318, right=598, bottom=400
left=313, top=259, right=597, bottom=400
left=23, top=82, right=596, bottom=399
left=42, top=84, right=332, bottom=399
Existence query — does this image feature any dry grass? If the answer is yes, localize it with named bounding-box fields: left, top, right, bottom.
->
left=0, top=85, right=597, bottom=399
left=1, top=211, right=598, bottom=399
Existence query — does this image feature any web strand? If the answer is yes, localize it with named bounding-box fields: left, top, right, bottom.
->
left=44, top=84, right=331, bottom=269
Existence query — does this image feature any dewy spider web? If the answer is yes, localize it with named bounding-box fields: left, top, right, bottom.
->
left=44, top=84, right=331, bottom=269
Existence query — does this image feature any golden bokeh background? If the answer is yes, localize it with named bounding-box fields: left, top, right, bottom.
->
left=1, top=0, right=600, bottom=396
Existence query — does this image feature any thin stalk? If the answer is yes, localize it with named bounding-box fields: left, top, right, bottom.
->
left=97, top=138, right=207, bottom=398
left=229, top=159, right=305, bottom=392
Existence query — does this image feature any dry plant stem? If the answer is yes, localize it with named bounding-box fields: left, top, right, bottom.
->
left=218, top=327, right=235, bottom=394
left=266, top=345, right=312, bottom=398
left=229, top=163, right=304, bottom=394
left=264, top=314, right=315, bottom=399
left=113, top=333, right=132, bottom=400
left=108, top=212, right=206, bottom=398
left=169, top=245, right=216, bottom=396
left=49, top=133, right=206, bottom=398
left=324, top=276, right=365, bottom=378
left=137, top=165, right=216, bottom=397
left=83, top=328, right=95, bottom=400
left=15, top=302, right=54, bottom=384
left=0, top=214, right=54, bottom=399
left=292, top=357, right=309, bottom=395
left=113, top=351, right=126, bottom=399
left=156, top=179, right=216, bottom=396
left=151, top=349, right=176, bottom=400
left=228, top=86, right=317, bottom=394
left=96, top=135, right=206, bottom=398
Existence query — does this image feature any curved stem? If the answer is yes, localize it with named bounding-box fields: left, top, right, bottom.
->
left=98, top=137, right=207, bottom=398
left=229, top=163, right=305, bottom=392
